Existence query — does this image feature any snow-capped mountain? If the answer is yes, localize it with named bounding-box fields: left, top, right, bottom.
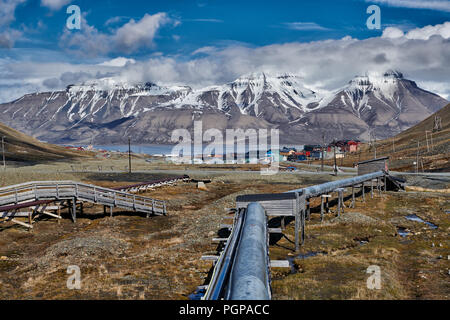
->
left=297, top=70, right=448, bottom=141
left=0, top=71, right=446, bottom=144
left=165, top=73, right=323, bottom=116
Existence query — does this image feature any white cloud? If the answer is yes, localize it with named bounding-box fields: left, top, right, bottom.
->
left=105, top=16, right=129, bottom=26
left=59, top=13, right=179, bottom=56
left=40, top=0, right=72, bottom=10
left=367, top=0, right=450, bottom=12
left=0, top=0, right=25, bottom=26
left=0, top=0, right=25, bottom=48
left=191, top=46, right=217, bottom=55
left=382, top=27, right=405, bottom=38
left=0, top=28, right=21, bottom=48
left=405, top=21, right=450, bottom=39
left=382, top=21, right=450, bottom=40
left=283, top=22, right=330, bottom=31
left=2, top=22, right=449, bottom=103
left=98, top=57, right=136, bottom=67
left=59, top=15, right=110, bottom=56
left=113, top=13, right=175, bottom=53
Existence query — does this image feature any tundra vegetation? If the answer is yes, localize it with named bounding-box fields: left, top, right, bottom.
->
left=0, top=157, right=448, bottom=300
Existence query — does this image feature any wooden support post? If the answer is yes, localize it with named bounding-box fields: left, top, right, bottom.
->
left=11, top=218, right=33, bottom=229
left=362, top=182, right=365, bottom=202
left=351, top=185, right=355, bottom=208
left=326, top=194, right=329, bottom=213
left=294, top=192, right=306, bottom=251
left=110, top=206, right=113, bottom=218
left=342, top=189, right=347, bottom=209
left=28, top=212, right=32, bottom=230
left=384, top=176, right=387, bottom=193
left=295, top=192, right=300, bottom=252
left=301, top=205, right=306, bottom=245
left=295, top=214, right=300, bottom=252
left=320, top=196, right=324, bottom=222
left=42, top=211, right=62, bottom=219
left=337, top=190, right=342, bottom=217
left=378, top=177, right=381, bottom=196
left=281, top=216, right=285, bottom=230
left=370, top=180, right=374, bottom=198
left=71, top=198, right=77, bottom=223
left=151, top=200, right=155, bottom=216
left=306, top=200, right=311, bottom=221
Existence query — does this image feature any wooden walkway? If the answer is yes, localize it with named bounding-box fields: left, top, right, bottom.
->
left=0, top=181, right=168, bottom=229
left=113, top=175, right=190, bottom=193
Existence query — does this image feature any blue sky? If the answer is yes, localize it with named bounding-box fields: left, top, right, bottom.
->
left=8, top=0, right=450, bottom=59
left=0, top=0, right=449, bottom=102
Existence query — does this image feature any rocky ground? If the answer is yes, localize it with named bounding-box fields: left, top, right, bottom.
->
left=270, top=188, right=449, bottom=300
left=0, top=165, right=448, bottom=300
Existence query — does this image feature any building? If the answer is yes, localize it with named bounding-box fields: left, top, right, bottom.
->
left=357, top=157, right=389, bottom=175
left=288, top=153, right=307, bottom=162
left=304, top=145, right=322, bottom=152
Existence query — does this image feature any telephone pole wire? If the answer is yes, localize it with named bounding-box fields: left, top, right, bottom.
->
left=128, top=137, right=132, bottom=174
left=2, top=136, right=5, bottom=170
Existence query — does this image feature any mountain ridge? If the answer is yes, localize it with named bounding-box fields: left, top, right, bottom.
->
left=0, top=71, right=447, bottom=145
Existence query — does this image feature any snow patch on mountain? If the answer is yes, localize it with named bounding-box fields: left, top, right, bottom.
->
left=160, top=72, right=324, bottom=114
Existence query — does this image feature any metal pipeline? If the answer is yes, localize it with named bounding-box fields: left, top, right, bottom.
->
left=288, top=170, right=386, bottom=198
left=226, top=202, right=271, bottom=300
left=204, top=171, right=388, bottom=300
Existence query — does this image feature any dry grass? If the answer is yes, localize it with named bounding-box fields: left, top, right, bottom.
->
left=0, top=161, right=448, bottom=300
left=0, top=122, right=93, bottom=164
left=271, top=190, right=450, bottom=300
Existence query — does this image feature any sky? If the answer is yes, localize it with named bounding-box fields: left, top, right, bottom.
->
left=0, top=0, right=449, bottom=103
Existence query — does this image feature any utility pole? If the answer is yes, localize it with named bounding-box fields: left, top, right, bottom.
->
left=128, top=137, right=132, bottom=174
left=434, top=116, right=442, bottom=132
left=411, top=139, right=419, bottom=175
left=416, top=140, right=420, bottom=175
left=2, top=136, right=5, bottom=170
left=321, top=133, right=325, bottom=172
left=373, top=133, right=377, bottom=159
left=430, top=131, right=434, bottom=151
left=425, top=130, right=434, bottom=152
left=333, top=140, right=337, bottom=176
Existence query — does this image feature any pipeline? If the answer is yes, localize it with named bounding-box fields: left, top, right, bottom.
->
left=226, top=203, right=271, bottom=300
left=288, top=170, right=387, bottom=198
left=203, top=202, right=271, bottom=300
left=204, top=170, right=390, bottom=300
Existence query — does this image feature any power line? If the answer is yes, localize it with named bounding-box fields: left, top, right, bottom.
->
left=128, top=137, right=132, bottom=174
left=2, top=136, right=5, bottom=171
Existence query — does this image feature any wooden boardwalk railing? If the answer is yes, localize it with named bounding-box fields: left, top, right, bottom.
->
left=0, top=181, right=167, bottom=227
left=113, top=175, right=190, bottom=193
